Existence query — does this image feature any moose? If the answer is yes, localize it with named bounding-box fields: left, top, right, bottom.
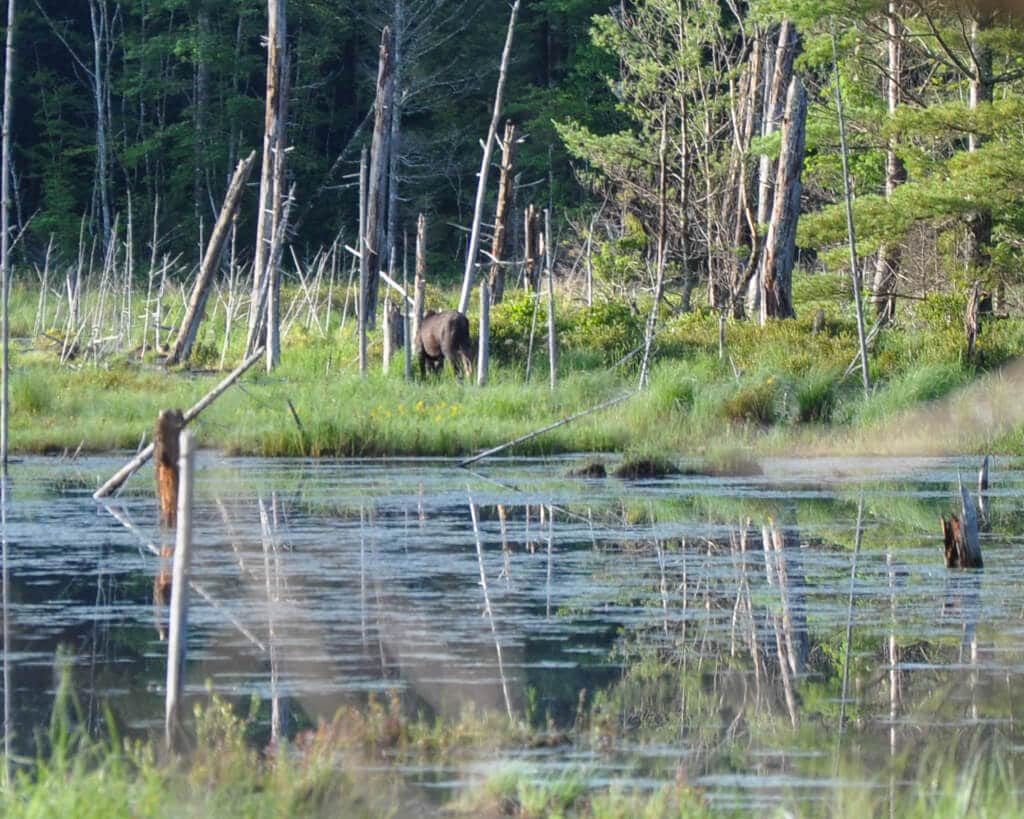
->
left=416, top=309, right=474, bottom=380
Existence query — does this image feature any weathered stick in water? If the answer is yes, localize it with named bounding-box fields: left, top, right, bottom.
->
left=459, top=391, right=635, bottom=467
left=93, top=347, right=265, bottom=499
left=977, top=455, right=990, bottom=531
left=165, top=429, right=195, bottom=752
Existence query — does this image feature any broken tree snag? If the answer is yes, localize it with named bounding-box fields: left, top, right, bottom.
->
left=489, top=120, right=518, bottom=304
left=166, top=150, right=258, bottom=366
left=155, top=409, right=185, bottom=527
left=941, top=514, right=964, bottom=568
left=940, top=506, right=983, bottom=570
left=92, top=347, right=265, bottom=500
left=760, top=75, right=807, bottom=323
left=958, top=479, right=983, bottom=568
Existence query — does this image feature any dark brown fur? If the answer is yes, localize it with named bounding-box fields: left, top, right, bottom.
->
left=416, top=310, right=473, bottom=380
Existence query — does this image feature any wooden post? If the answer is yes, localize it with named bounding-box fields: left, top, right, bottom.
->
left=458, top=0, right=521, bottom=315
left=0, top=0, right=14, bottom=470
left=545, top=209, right=557, bottom=391
left=165, top=429, right=195, bottom=752
left=167, top=151, right=257, bottom=366
left=358, top=147, right=369, bottom=375
left=489, top=120, right=518, bottom=304
left=411, top=213, right=426, bottom=366
left=155, top=409, right=185, bottom=527
left=477, top=278, right=490, bottom=387
left=403, top=233, right=412, bottom=381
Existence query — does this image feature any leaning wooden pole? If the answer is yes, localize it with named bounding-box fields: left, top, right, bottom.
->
left=165, top=429, right=195, bottom=752
left=0, top=0, right=14, bottom=469
left=92, top=348, right=265, bottom=500
left=364, top=27, right=395, bottom=329
left=459, top=392, right=635, bottom=467
left=458, top=0, right=521, bottom=315
left=831, top=22, right=871, bottom=395
left=477, top=278, right=490, bottom=387
left=167, top=151, right=257, bottom=366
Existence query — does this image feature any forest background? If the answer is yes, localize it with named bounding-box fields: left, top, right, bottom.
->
left=4, top=0, right=1024, bottom=459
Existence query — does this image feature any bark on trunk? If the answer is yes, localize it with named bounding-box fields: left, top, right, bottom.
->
left=760, top=76, right=806, bottom=323
left=874, top=3, right=903, bottom=322
left=365, top=26, right=395, bottom=330
left=246, top=0, right=288, bottom=356
left=489, top=120, right=518, bottom=304
left=749, top=22, right=798, bottom=315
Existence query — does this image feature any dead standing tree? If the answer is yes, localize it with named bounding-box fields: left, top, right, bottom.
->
left=488, top=120, right=518, bottom=304
left=458, top=0, right=521, bottom=315
left=760, top=75, right=806, bottom=324
left=246, top=0, right=289, bottom=361
left=363, top=27, right=396, bottom=331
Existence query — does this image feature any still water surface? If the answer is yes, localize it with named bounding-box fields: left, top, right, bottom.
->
left=2, top=453, right=1023, bottom=808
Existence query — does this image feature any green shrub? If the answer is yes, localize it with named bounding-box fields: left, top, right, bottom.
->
left=795, top=369, right=838, bottom=423
left=562, top=300, right=643, bottom=363
left=720, top=379, right=778, bottom=426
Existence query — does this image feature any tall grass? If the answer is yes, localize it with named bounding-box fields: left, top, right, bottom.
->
left=4, top=269, right=1024, bottom=458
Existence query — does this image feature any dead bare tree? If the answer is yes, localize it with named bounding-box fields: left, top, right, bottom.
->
left=458, top=0, right=521, bottom=315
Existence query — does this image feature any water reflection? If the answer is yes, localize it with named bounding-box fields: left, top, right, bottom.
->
left=0, top=454, right=1022, bottom=809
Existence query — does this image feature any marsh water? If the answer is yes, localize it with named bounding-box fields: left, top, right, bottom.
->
left=2, top=453, right=1024, bottom=810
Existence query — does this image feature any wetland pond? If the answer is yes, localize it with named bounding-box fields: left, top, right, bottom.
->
left=2, top=453, right=1024, bottom=811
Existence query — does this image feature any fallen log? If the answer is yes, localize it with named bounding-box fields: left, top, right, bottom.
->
left=458, top=392, right=635, bottom=467
left=92, top=347, right=265, bottom=499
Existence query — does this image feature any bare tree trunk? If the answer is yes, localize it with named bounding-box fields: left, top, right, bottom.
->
left=246, top=0, right=288, bottom=356
left=358, top=147, right=369, bottom=375
left=458, top=0, right=521, bottom=315
left=411, top=212, right=426, bottom=358
left=0, top=0, right=13, bottom=469
left=386, top=0, right=404, bottom=273
left=639, top=108, right=668, bottom=389
left=477, top=278, right=490, bottom=386
left=750, top=23, right=797, bottom=315
left=966, top=11, right=994, bottom=296
left=489, top=120, right=518, bottom=304
left=167, top=151, right=257, bottom=367
left=760, top=76, right=806, bottom=323
left=545, top=209, right=556, bottom=391
left=365, top=27, right=395, bottom=331
left=88, top=0, right=112, bottom=245
left=874, top=3, right=903, bottom=322
left=832, top=26, right=871, bottom=395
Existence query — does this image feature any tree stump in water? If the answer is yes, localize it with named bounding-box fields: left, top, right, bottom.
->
left=155, top=409, right=185, bottom=528
left=940, top=513, right=983, bottom=569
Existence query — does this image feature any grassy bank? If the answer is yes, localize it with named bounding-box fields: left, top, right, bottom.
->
left=7, top=273, right=1024, bottom=459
